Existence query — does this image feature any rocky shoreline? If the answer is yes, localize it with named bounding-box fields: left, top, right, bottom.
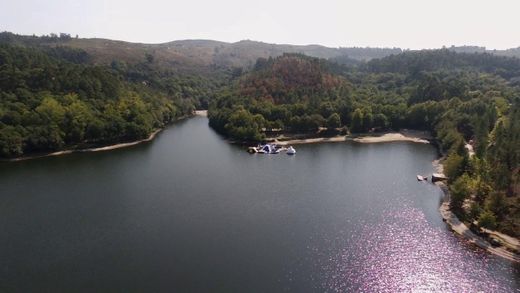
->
left=433, top=160, right=520, bottom=263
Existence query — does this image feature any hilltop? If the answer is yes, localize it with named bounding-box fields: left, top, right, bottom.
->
left=3, top=32, right=520, bottom=74
left=0, top=32, right=400, bottom=72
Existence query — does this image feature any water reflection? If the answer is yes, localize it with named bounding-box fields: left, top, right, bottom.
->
left=320, top=200, right=518, bottom=292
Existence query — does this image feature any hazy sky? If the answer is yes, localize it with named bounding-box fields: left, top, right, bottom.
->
left=2, top=0, right=520, bottom=49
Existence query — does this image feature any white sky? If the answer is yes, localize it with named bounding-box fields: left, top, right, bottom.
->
left=1, top=0, right=519, bottom=49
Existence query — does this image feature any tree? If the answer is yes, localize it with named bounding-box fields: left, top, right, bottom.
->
left=372, top=113, right=389, bottom=129
left=0, top=125, right=23, bottom=157
left=36, top=96, right=65, bottom=126
left=450, top=173, right=471, bottom=212
left=478, top=210, right=497, bottom=230
left=444, top=153, right=465, bottom=180
left=350, top=108, right=364, bottom=133
left=308, top=114, right=326, bottom=130
left=63, top=94, right=93, bottom=143
left=59, top=33, right=71, bottom=40
left=486, top=192, right=508, bottom=220
left=469, top=202, right=483, bottom=220
left=320, top=102, right=335, bottom=118
left=326, top=113, right=341, bottom=129
left=224, top=109, right=265, bottom=141
left=362, top=109, right=373, bottom=131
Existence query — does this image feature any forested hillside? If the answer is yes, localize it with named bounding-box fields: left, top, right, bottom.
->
left=0, top=32, right=402, bottom=70
left=0, top=43, right=219, bottom=157
left=208, top=54, right=353, bottom=140
left=208, top=51, right=520, bottom=235
left=3, top=32, right=520, bottom=72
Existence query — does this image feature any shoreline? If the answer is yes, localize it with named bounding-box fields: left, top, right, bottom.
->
left=433, top=160, right=520, bottom=263
left=2, top=111, right=206, bottom=162
left=272, top=129, right=432, bottom=146
left=3, top=112, right=518, bottom=262
left=275, top=130, right=520, bottom=262
left=194, top=110, right=208, bottom=117
left=4, top=128, right=164, bottom=162
left=274, top=135, right=348, bottom=146
left=352, top=129, right=431, bottom=144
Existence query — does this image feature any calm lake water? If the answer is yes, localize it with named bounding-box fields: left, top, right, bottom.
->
left=0, top=116, right=519, bottom=292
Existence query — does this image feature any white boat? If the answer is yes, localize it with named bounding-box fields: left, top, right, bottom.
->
left=286, top=146, right=296, bottom=155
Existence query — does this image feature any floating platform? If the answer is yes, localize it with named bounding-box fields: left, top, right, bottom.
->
left=432, top=173, right=448, bottom=182
left=247, top=144, right=294, bottom=155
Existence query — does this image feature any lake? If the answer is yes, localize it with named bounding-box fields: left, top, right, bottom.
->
left=0, top=116, right=518, bottom=292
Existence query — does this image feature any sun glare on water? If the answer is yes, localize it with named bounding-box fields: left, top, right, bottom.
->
left=318, top=202, right=516, bottom=292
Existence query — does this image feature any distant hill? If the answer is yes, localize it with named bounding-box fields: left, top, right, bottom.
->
left=0, top=32, right=401, bottom=73
left=2, top=32, right=520, bottom=74
left=367, top=49, right=520, bottom=79
left=448, top=45, right=520, bottom=58
left=4, top=31, right=520, bottom=76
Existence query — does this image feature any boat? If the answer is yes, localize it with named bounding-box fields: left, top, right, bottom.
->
left=286, top=146, right=296, bottom=155
left=416, top=175, right=426, bottom=181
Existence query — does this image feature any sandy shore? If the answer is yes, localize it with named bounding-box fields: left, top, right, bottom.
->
left=273, top=129, right=431, bottom=146
left=195, top=110, right=207, bottom=116
left=275, top=136, right=348, bottom=146
left=4, top=129, right=163, bottom=162
left=353, top=129, right=431, bottom=144
left=434, top=162, right=520, bottom=263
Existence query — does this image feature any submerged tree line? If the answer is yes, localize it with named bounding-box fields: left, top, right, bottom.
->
left=208, top=52, right=520, bottom=236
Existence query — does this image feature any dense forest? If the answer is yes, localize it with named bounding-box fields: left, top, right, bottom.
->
left=208, top=52, right=520, bottom=236
left=0, top=42, right=224, bottom=157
